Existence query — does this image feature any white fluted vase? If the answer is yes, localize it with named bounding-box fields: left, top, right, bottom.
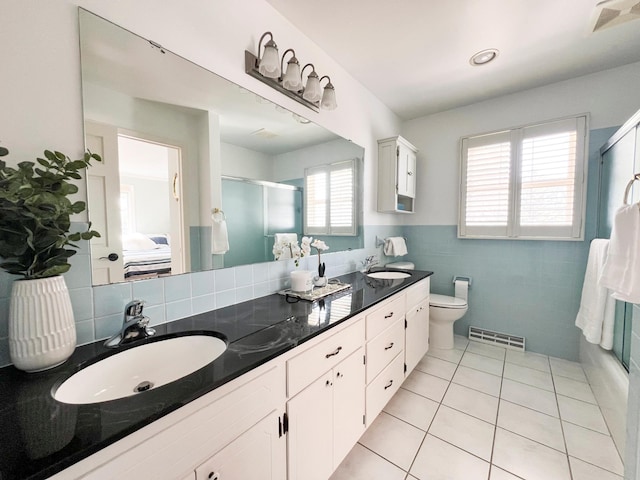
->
left=8, top=276, right=76, bottom=372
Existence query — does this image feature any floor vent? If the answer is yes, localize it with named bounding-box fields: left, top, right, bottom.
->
left=468, top=326, right=525, bottom=352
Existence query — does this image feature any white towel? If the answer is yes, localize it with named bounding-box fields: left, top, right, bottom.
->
left=575, top=239, right=616, bottom=349
left=211, top=212, right=229, bottom=254
left=383, top=237, right=408, bottom=257
left=599, top=203, right=640, bottom=303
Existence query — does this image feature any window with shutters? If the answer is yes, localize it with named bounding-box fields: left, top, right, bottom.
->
left=304, top=159, right=357, bottom=236
left=459, top=115, right=588, bottom=240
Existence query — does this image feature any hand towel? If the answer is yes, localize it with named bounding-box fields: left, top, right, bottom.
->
left=575, top=239, right=615, bottom=349
left=599, top=203, right=640, bottom=303
left=383, top=237, right=408, bottom=257
left=211, top=211, right=229, bottom=254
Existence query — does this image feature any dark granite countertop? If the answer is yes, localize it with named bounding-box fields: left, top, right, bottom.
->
left=0, top=269, right=432, bottom=480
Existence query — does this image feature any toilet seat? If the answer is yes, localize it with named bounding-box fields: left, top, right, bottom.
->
left=430, top=294, right=467, bottom=309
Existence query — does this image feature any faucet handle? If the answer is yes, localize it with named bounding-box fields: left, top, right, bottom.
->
left=125, top=299, right=145, bottom=317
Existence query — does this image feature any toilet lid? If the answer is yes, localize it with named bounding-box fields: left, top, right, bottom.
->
left=430, top=294, right=467, bottom=308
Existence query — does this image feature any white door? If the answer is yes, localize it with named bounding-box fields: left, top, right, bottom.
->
left=332, top=348, right=365, bottom=469
left=405, top=298, right=430, bottom=374
left=287, top=372, right=334, bottom=480
left=167, top=147, right=184, bottom=274
left=85, top=121, right=125, bottom=285
left=194, top=411, right=285, bottom=480
left=397, top=143, right=416, bottom=198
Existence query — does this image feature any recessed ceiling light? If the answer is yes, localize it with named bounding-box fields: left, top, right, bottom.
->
left=469, top=49, right=499, bottom=66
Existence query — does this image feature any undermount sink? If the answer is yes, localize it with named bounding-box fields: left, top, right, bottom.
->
left=53, top=334, right=227, bottom=404
left=367, top=271, right=412, bottom=280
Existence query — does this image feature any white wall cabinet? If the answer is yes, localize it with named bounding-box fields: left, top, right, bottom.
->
left=286, top=348, right=365, bottom=480
left=377, top=135, right=418, bottom=213
left=404, top=278, right=431, bottom=373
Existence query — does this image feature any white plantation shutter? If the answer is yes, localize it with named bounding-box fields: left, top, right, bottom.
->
left=305, top=159, right=357, bottom=235
left=459, top=115, right=587, bottom=240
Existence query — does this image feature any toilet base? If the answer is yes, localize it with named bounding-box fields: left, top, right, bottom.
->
left=430, top=321, right=455, bottom=350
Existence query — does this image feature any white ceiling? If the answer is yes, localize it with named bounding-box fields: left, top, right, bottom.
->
left=267, top=0, right=640, bottom=120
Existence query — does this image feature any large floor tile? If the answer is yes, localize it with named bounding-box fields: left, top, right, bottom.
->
left=553, top=376, right=597, bottom=404
left=428, top=405, right=495, bottom=460
left=562, top=422, right=624, bottom=475
left=569, top=456, right=624, bottom=480
left=505, top=350, right=550, bottom=373
left=410, top=434, right=490, bottom=480
left=466, top=341, right=506, bottom=360
left=452, top=365, right=502, bottom=397
left=489, top=467, right=523, bottom=480
left=427, top=346, right=464, bottom=364
left=497, top=400, right=565, bottom=452
left=403, top=370, right=450, bottom=402
left=414, top=354, right=458, bottom=380
left=500, top=378, right=559, bottom=417
left=557, top=394, right=609, bottom=434
left=493, top=428, right=571, bottom=480
left=453, top=335, right=469, bottom=350
left=358, top=412, right=425, bottom=471
left=549, top=357, right=588, bottom=383
left=329, top=443, right=406, bottom=480
left=461, top=351, right=505, bottom=376
left=442, top=382, right=499, bottom=424
left=383, top=387, right=439, bottom=431
left=503, top=362, right=554, bottom=392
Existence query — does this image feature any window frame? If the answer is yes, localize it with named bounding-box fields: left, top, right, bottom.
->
left=458, top=114, right=589, bottom=241
left=304, top=158, right=358, bottom=236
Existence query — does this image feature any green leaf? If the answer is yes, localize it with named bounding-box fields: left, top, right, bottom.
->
left=44, top=150, right=57, bottom=162
left=36, top=158, right=51, bottom=168
left=38, top=264, right=71, bottom=278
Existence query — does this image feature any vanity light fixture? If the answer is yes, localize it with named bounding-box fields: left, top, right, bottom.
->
left=469, top=48, right=499, bottom=66
left=245, top=31, right=337, bottom=113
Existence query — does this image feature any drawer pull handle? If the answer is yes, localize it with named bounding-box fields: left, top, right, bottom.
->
left=384, top=312, right=394, bottom=319
left=326, top=346, right=343, bottom=358
left=384, top=342, right=394, bottom=351
left=384, top=380, right=394, bottom=390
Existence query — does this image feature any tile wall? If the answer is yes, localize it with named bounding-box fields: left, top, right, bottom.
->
left=625, top=306, right=640, bottom=480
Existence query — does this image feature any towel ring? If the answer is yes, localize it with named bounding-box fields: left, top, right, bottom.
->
left=212, top=208, right=226, bottom=220
left=623, top=173, right=640, bottom=205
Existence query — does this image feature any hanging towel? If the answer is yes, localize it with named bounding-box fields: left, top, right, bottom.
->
left=211, top=210, right=229, bottom=254
left=383, top=237, right=408, bottom=257
left=599, top=203, right=640, bottom=303
left=575, top=239, right=616, bottom=349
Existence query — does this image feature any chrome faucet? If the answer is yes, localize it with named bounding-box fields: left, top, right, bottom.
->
left=361, top=255, right=379, bottom=273
left=104, top=300, right=156, bottom=348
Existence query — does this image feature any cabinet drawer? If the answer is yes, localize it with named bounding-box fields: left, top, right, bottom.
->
left=405, top=278, right=430, bottom=309
left=365, top=353, right=404, bottom=425
left=287, top=319, right=364, bottom=397
left=366, top=295, right=405, bottom=340
left=366, top=319, right=405, bottom=384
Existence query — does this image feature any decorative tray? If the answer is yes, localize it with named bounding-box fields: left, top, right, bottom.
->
left=278, top=280, right=352, bottom=302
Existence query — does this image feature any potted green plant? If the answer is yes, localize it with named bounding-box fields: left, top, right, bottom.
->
left=0, top=147, right=101, bottom=372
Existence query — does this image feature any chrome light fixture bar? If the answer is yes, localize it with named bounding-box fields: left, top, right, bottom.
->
left=245, top=31, right=338, bottom=113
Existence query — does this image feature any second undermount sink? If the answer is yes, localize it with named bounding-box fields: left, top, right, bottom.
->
left=53, top=333, right=227, bottom=405
left=367, top=271, right=412, bottom=280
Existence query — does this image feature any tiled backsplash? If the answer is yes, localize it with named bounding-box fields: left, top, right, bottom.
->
left=0, top=224, right=399, bottom=367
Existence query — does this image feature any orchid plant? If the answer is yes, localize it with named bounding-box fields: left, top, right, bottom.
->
left=272, top=236, right=311, bottom=267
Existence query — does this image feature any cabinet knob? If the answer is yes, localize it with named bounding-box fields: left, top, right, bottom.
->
left=326, top=379, right=333, bottom=387
left=336, top=372, right=343, bottom=378
left=408, top=171, right=413, bottom=176
left=208, top=472, right=220, bottom=480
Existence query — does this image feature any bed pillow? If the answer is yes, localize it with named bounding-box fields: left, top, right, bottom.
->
left=122, top=233, right=159, bottom=251
left=148, top=234, right=169, bottom=246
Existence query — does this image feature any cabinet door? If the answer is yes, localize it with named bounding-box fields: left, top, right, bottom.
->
left=195, top=410, right=285, bottom=480
left=333, top=348, right=366, bottom=468
left=405, top=298, right=430, bottom=374
left=397, top=143, right=416, bottom=198
left=287, top=372, right=334, bottom=480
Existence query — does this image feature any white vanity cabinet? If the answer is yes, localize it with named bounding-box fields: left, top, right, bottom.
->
left=377, top=135, right=418, bottom=214
left=404, top=278, right=431, bottom=374
left=364, top=295, right=406, bottom=425
left=286, top=319, right=366, bottom=480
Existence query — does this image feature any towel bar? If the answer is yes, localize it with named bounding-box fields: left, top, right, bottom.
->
left=623, top=173, right=640, bottom=205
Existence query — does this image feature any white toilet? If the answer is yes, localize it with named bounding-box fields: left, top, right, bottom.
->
left=429, top=282, right=469, bottom=350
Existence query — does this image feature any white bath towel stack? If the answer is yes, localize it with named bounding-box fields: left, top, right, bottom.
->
left=575, top=239, right=615, bottom=349
left=599, top=203, right=640, bottom=304
left=383, top=237, right=408, bottom=257
left=211, top=210, right=229, bottom=254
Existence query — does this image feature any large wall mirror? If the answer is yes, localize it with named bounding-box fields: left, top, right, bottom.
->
left=78, top=9, right=364, bottom=286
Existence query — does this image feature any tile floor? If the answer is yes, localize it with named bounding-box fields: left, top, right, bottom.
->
left=330, top=336, right=625, bottom=480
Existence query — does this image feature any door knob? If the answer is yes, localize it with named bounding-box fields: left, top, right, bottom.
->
left=99, top=253, right=119, bottom=261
